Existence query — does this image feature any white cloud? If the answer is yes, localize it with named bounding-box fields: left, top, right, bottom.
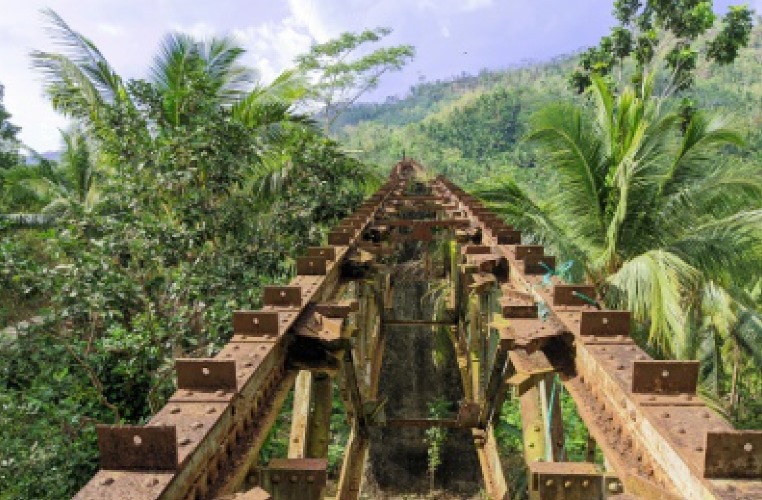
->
left=97, top=23, right=125, bottom=37
left=234, top=19, right=313, bottom=83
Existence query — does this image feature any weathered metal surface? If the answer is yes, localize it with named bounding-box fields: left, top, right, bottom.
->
left=553, top=284, right=598, bottom=308
left=76, top=166, right=762, bottom=500
left=96, top=426, right=178, bottom=471
left=523, top=254, right=557, bottom=275
left=496, top=229, right=522, bottom=245
left=528, top=462, right=606, bottom=500
left=175, top=359, right=238, bottom=392
left=631, top=360, right=699, bottom=395
left=295, top=256, right=328, bottom=275
left=232, top=311, right=280, bottom=337
left=704, top=431, right=762, bottom=479
left=262, top=286, right=303, bottom=308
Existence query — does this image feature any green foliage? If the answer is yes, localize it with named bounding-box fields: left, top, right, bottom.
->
left=297, top=27, right=415, bottom=129
left=573, top=0, right=755, bottom=93
left=0, top=84, right=22, bottom=172
left=424, top=397, right=450, bottom=489
left=0, top=10, right=373, bottom=499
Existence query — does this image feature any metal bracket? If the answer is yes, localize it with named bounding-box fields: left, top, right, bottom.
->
left=263, top=286, right=303, bottom=308
left=175, top=359, right=237, bottom=392
left=704, top=431, right=762, bottom=478
left=296, top=256, right=328, bottom=275
left=233, top=311, right=280, bottom=336
left=96, top=425, right=177, bottom=471
left=579, top=310, right=631, bottom=336
left=631, top=360, right=699, bottom=395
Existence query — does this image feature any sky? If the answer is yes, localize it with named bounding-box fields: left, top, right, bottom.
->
left=0, top=0, right=752, bottom=152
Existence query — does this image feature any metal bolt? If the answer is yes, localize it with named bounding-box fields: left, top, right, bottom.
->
left=179, top=437, right=192, bottom=446
left=206, top=407, right=217, bottom=414
left=695, top=446, right=704, bottom=452
left=170, top=407, right=181, bottom=414
left=192, top=421, right=203, bottom=430
left=744, top=443, right=754, bottom=453
left=101, top=477, right=114, bottom=486
left=545, top=479, right=554, bottom=487
left=662, top=412, right=670, bottom=419
left=564, top=480, right=572, bottom=488
left=582, top=480, right=590, bottom=487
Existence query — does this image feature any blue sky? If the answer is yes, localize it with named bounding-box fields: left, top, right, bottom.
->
left=0, top=0, right=752, bottom=151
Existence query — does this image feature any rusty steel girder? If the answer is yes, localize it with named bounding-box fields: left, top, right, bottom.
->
left=438, top=176, right=762, bottom=500
left=75, top=171, right=412, bottom=499
left=74, top=162, right=762, bottom=500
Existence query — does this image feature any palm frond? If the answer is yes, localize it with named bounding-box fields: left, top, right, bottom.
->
left=607, top=250, right=700, bottom=355
left=32, top=9, right=125, bottom=110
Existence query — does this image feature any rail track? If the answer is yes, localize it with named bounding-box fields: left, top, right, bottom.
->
left=75, top=160, right=762, bottom=500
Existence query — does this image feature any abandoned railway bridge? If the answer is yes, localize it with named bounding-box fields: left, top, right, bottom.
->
left=75, top=160, right=762, bottom=500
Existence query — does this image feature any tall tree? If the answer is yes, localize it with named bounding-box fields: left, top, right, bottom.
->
left=474, top=74, right=762, bottom=362
left=571, top=1, right=754, bottom=93
left=0, top=84, right=22, bottom=171
left=296, top=27, right=415, bottom=131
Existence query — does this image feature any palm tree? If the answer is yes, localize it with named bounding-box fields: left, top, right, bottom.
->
left=474, top=74, right=762, bottom=366
left=0, top=128, right=98, bottom=227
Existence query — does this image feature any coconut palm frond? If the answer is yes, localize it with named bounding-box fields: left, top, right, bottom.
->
left=607, top=250, right=700, bottom=355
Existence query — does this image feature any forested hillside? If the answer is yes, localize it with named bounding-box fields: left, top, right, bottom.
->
left=339, top=21, right=762, bottom=183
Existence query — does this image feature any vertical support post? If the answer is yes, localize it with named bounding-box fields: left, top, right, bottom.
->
left=585, top=433, right=597, bottom=463
left=288, top=371, right=313, bottom=459
left=336, top=430, right=368, bottom=500
left=474, top=427, right=510, bottom=500
left=538, top=373, right=565, bottom=461
left=519, top=384, right=547, bottom=465
left=306, top=373, right=333, bottom=459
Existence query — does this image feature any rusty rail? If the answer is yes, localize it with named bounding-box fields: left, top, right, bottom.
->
left=74, top=161, right=762, bottom=500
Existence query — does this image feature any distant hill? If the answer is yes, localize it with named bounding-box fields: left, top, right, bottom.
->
left=337, top=24, right=762, bottom=185
left=25, top=150, right=60, bottom=164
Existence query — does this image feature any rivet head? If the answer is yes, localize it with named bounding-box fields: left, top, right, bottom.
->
left=695, top=446, right=704, bottom=452
left=545, top=479, right=554, bottom=487
left=744, top=443, right=754, bottom=453
left=101, top=477, right=114, bottom=486
left=179, top=437, right=192, bottom=446
left=170, top=407, right=181, bottom=414
left=564, top=480, right=572, bottom=488
left=582, top=480, right=589, bottom=488
left=608, top=481, right=620, bottom=493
